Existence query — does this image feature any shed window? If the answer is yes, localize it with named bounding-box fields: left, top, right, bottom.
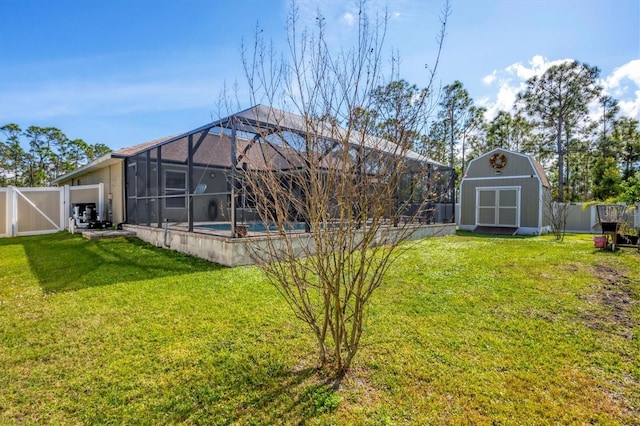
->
left=165, top=170, right=186, bottom=209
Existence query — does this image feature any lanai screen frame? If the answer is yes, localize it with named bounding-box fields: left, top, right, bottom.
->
left=121, top=104, right=455, bottom=238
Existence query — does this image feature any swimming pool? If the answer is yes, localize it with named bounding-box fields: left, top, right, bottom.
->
left=197, top=222, right=308, bottom=233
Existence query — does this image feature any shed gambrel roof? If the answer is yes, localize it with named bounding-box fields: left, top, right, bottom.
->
left=465, top=148, right=550, bottom=188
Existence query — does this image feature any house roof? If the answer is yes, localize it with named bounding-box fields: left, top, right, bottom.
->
left=228, top=105, right=447, bottom=167
left=54, top=104, right=450, bottom=183
left=111, top=134, right=181, bottom=158
left=116, top=104, right=448, bottom=168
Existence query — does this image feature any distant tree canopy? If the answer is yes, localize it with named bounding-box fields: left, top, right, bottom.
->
left=516, top=61, right=601, bottom=201
left=371, top=61, right=640, bottom=204
left=0, top=124, right=111, bottom=187
left=4, top=57, right=639, bottom=204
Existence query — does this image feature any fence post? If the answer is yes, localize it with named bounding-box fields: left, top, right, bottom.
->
left=98, top=182, right=104, bottom=221
left=10, top=186, right=17, bottom=237
left=61, top=185, right=69, bottom=230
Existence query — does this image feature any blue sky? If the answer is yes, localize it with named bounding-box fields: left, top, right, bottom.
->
left=1, top=0, right=638, bottom=151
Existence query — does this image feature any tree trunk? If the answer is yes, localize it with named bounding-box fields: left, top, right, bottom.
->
left=557, top=115, right=564, bottom=201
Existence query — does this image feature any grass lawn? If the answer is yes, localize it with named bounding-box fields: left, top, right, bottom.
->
left=0, top=232, right=638, bottom=425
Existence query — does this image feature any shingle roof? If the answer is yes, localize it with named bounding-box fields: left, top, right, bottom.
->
left=111, top=134, right=181, bottom=158
left=55, top=104, right=450, bottom=183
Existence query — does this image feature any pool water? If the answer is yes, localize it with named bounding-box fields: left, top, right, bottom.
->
left=197, top=222, right=308, bottom=233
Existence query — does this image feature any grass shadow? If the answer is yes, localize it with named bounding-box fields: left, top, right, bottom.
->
left=209, top=360, right=338, bottom=424
left=1, top=232, right=223, bottom=293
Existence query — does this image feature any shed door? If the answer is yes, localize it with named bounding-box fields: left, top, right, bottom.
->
left=476, top=187, right=520, bottom=227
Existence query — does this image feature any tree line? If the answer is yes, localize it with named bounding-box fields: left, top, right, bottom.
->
left=361, top=60, right=640, bottom=204
left=3, top=61, right=639, bottom=203
left=0, top=124, right=111, bottom=187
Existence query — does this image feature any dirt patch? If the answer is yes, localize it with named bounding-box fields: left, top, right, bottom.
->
left=581, top=264, right=639, bottom=420
left=582, top=265, right=637, bottom=340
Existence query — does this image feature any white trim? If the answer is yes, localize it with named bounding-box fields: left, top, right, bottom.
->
left=538, top=173, right=543, bottom=231
left=462, top=175, right=537, bottom=182
left=11, top=186, right=17, bottom=236
left=64, top=185, right=70, bottom=230
left=98, top=182, right=104, bottom=220
left=463, top=148, right=527, bottom=176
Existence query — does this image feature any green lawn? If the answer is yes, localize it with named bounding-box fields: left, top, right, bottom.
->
left=0, top=232, right=638, bottom=425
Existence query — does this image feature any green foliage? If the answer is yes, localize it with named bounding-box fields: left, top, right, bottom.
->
left=613, top=117, right=640, bottom=178
left=592, top=156, right=622, bottom=200
left=302, top=384, right=343, bottom=415
left=272, top=62, right=638, bottom=205
left=355, top=80, right=429, bottom=150
left=617, top=171, right=640, bottom=204
left=1, top=232, right=638, bottom=424
left=434, top=81, right=485, bottom=172
left=517, top=60, right=602, bottom=201
left=0, top=124, right=111, bottom=186
left=595, top=95, right=620, bottom=159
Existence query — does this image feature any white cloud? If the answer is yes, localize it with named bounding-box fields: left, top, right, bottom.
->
left=602, top=59, right=640, bottom=119
left=342, top=12, right=355, bottom=26
left=482, top=70, right=497, bottom=85
left=479, top=56, right=640, bottom=123
left=505, top=55, right=572, bottom=81
left=604, top=59, right=640, bottom=89
left=484, top=81, right=524, bottom=120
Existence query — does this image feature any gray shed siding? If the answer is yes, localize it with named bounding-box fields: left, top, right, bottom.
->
left=466, top=152, right=536, bottom=180
left=460, top=149, right=550, bottom=235
left=460, top=177, right=541, bottom=228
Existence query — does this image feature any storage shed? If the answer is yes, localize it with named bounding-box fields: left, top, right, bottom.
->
left=459, top=148, right=552, bottom=235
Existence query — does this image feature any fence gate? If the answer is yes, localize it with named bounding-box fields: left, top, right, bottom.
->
left=1, top=184, right=103, bottom=237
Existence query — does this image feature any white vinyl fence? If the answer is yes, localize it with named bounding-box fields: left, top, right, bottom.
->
left=563, top=202, right=639, bottom=233
left=454, top=201, right=638, bottom=234
left=0, top=184, right=103, bottom=238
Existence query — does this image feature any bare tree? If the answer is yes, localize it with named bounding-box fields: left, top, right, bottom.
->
left=232, top=0, right=450, bottom=380
left=547, top=200, right=570, bottom=242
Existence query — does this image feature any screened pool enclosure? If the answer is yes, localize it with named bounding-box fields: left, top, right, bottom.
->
left=123, top=105, right=455, bottom=238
